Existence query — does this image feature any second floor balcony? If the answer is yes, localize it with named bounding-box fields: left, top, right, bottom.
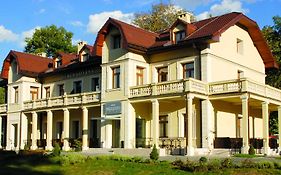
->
left=23, top=91, right=100, bottom=111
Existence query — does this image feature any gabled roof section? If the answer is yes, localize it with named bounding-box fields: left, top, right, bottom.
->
left=1, top=50, right=52, bottom=79
left=79, top=44, right=94, bottom=56
left=56, top=52, right=77, bottom=66
left=93, top=17, right=158, bottom=56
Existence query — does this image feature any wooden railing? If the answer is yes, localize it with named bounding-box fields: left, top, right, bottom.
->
left=24, top=92, right=100, bottom=110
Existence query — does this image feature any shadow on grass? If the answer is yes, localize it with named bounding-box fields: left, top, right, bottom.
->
left=0, top=150, right=62, bottom=175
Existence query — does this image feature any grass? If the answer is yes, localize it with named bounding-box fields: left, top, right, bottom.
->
left=0, top=151, right=281, bottom=175
left=233, top=153, right=264, bottom=158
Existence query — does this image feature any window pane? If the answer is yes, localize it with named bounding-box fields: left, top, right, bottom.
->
left=92, top=78, right=100, bottom=91
left=112, top=66, right=120, bottom=88
left=183, top=62, right=194, bottom=79
left=158, top=67, right=168, bottom=82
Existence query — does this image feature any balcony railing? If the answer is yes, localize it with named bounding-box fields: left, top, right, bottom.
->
left=0, top=104, right=7, bottom=113
left=130, top=78, right=281, bottom=102
left=24, top=91, right=100, bottom=110
left=129, top=78, right=208, bottom=98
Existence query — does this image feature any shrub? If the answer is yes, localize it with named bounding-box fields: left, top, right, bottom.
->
left=248, top=145, right=255, bottom=155
left=172, top=159, right=184, bottom=168
left=24, top=143, right=30, bottom=151
left=256, top=161, right=275, bottom=169
left=221, top=158, right=233, bottom=168
left=150, top=144, right=159, bottom=161
left=207, top=159, right=221, bottom=171
left=199, top=156, right=208, bottom=164
left=52, top=143, right=61, bottom=156
left=240, top=159, right=257, bottom=168
left=59, top=154, right=86, bottom=166
left=72, top=139, right=82, bottom=152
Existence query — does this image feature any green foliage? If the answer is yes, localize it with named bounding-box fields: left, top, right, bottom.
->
left=23, top=143, right=30, bottom=151
left=221, top=158, right=233, bottom=168
left=199, top=156, right=208, bottom=164
left=249, top=145, right=256, bottom=155
left=52, top=143, right=61, bottom=156
left=58, top=154, right=86, bottom=166
left=149, top=144, right=159, bottom=161
left=0, top=88, right=5, bottom=104
left=24, top=25, right=76, bottom=57
left=72, top=139, right=82, bottom=152
left=132, top=2, right=189, bottom=32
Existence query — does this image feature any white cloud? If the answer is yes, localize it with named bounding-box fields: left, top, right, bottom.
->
left=0, top=25, right=18, bottom=42
left=87, top=11, right=134, bottom=34
left=20, top=26, right=41, bottom=47
left=70, top=21, right=84, bottom=27
left=196, top=0, right=249, bottom=20
left=172, top=0, right=214, bottom=10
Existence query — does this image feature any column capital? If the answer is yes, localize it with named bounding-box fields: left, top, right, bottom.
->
left=151, top=99, right=158, bottom=104
left=81, top=106, right=88, bottom=111
left=186, top=94, right=194, bottom=100
left=240, top=94, right=248, bottom=101
left=31, top=111, right=37, bottom=115
left=262, top=101, right=269, bottom=105
left=63, top=108, right=69, bottom=112
left=47, top=110, right=53, bottom=114
left=277, top=106, right=281, bottom=111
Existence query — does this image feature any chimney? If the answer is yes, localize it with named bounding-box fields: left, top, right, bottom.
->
left=77, top=41, right=87, bottom=54
left=37, top=52, right=47, bottom=57
left=178, top=12, right=194, bottom=23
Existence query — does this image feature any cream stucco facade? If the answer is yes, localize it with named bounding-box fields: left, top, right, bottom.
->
left=0, top=13, right=280, bottom=156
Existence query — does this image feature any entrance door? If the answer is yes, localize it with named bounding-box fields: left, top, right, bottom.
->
left=136, top=118, right=146, bottom=148
left=112, top=120, right=120, bottom=148
left=90, top=120, right=100, bottom=148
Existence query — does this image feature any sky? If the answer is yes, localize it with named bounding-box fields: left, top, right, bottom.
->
left=0, top=0, right=280, bottom=65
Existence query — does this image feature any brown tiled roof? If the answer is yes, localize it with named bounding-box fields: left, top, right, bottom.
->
left=57, top=52, right=77, bottom=66
left=1, top=50, right=52, bottom=79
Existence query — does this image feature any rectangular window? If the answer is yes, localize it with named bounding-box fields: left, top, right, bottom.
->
left=183, top=62, right=194, bottom=79
left=30, top=87, right=38, bottom=100
left=73, top=81, right=82, bottom=94
left=237, top=38, right=243, bottom=54
left=113, top=35, right=121, bottom=49
left=159, top=115, right=168, bottom=138
left=136, top=67, right=144, bottom=86
left=157, top=66, right=168, bottom=82
left=14, top=86, right=18, bottom=103
left=82, top=54, right=89, bottom=62
left=91, top=77, right=100, bottom=91
left=45, top=87, right=50, bottom=98
left=56, top=59, right=62, bottom=68
left=175, top=31, right=185, bottom=44
left=58, top=84, right=64, bottom=96
left=112, top=66, right=120, bottom=89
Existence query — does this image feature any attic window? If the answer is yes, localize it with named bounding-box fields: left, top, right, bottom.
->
left=175, top=31, right=185, bottom=44
left=236, top=38, right=243, bottom=55
left=56, top=58, right=62, bottom=68
left=112, top=35, right=121, bottom=49
left=82, top=53, right=89, bottom=62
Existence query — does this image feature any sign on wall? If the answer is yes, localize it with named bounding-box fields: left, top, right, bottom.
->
left=103, top=101, right=121, bottom=115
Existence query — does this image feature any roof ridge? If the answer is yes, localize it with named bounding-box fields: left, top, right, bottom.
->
left=110, top=18, right=159, bottom=36
left=186, top=15, right=221, bottom=40
left=12, top=50, right=52, bottom=60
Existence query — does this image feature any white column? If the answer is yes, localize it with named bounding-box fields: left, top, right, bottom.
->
left=31, top=112, right=38, bottom=150
left=6, top=116, right=10, bottom=150
left=124, top=101, right=136, bottom=148
left=178, top=112, right=184, bottom=137
left=262, top=102, right=270, bottom=155
left=20, top=113, right=28, bottom=150
left=63, top=108, right=70, bottom=151
left=82, top=107, right=89, bottom=151
left=201, top=99, right=214, bottom=150
left=152, top=99, right=159, bottom=148
left=241, top=95, right=249, bottom=154
left=0, top=116, right=2, bottom=149
left=278, top=106, right=281, bottom=151
left=186, top=94, right=194, bottom=156
left=46, top=110, right=53, bottom=150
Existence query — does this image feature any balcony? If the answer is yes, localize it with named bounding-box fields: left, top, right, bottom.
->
left=0, top=104, right=7, bottom=113
left=24, top=91, right=100, bottom=110
left=129, top=78, right=281, bottom=102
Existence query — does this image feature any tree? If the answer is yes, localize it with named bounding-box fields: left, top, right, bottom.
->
left=24, top=25, right=76, bottom=57
left=262, top=16, right=281, bottom=135
left=132, top=2, right=188, bottom=32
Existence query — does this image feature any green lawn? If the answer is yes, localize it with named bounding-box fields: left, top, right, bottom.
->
left=0, top=152, right=281, bottom=175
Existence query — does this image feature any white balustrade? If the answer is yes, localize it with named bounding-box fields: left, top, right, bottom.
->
left=0, top=104, right=7, bottom=113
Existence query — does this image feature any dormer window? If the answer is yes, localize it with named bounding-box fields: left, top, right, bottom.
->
left=175, top=31, right=185, bottom=44
left=55, top=58, right=62, bottom=68
left=112, top=35, right=121, bottom=49
left=82, top=53, right=89, bottom=62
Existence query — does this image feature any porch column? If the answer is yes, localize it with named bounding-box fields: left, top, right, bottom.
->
left=46, top=110, right=53, bottom=150
left=241, top=94, right=249, bottom=154
left=186, top=94, right=194, bottom=156
left=20, top=113, right=28, bottom=150
left=63, top=108, right=70, bottom=151
left=278, top=106, right=281, bottom=151
left=152, top=99, right=159, bottom=148
left=0, top=116, right=2, bottom=149
left=82, top=107, right=89, bottom=151
left=31, top=112, right=38, bottom=150
left=262, top=102, right=270, bottom=155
